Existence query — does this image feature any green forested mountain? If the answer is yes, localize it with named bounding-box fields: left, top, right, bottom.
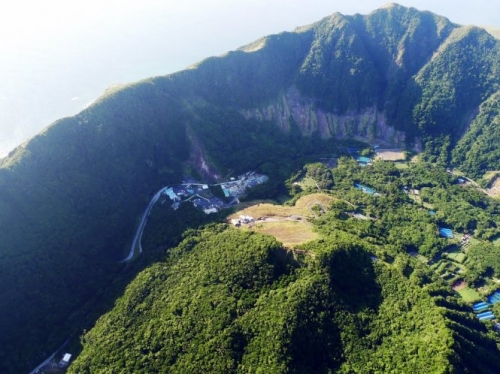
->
left=452, top=92, right=500, bottom=178
left=2, top=4, right=500, bottom=372
left=70, top=225, right=500, bottom=373
left=72, top=158, right=500, bottom=373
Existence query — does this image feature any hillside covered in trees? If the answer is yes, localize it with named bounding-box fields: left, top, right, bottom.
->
left=2, top=4, right=500, bottom=372
left=71, top=157, right=500, bottom=373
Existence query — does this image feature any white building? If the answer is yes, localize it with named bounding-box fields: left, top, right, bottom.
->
left=59, top=353, right=72, bottom=366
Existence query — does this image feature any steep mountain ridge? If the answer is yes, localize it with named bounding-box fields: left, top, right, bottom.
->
left=2, top=4, right=500, bottom=372
left=486, top=27, right=500, bottom=39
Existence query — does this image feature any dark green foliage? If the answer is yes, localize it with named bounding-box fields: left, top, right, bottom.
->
left=142, top=201, right=219, bottom=254
left=452, top=92, right=500, bottom=178
left=0, top=83, right=191, bottom=373
left=71, top=226, right=500, bottom=373
left=296, top=13, right=382, bottom=114
left=2, top=4, right=500, bottom=372
left=304, top=162, right=334, bottom=190
left=465, top=243, right=500, bottom=286
left=315, top=159, right=500, bottom=261
left=69, top=228, right=295, bottom=373
left=413, top=27, right=500, bottom=139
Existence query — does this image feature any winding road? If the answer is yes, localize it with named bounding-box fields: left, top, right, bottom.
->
left=29, top=188, right=169, bottom=372
left=121, top=186, right=169, bottom=262
left=28, top=339, right=69, bottom=374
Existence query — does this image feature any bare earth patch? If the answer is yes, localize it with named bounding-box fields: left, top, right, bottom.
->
left=229, top=193, right=334, bottom=247
left=452, top=280, right=467, bottom=291
left=487, top=175, right=500, bottom=198
left=375, top=149, right=405, bottom=161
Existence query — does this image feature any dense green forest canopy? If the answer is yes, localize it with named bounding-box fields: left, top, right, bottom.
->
left=73, top=158, right=500, bottom=372
left=71, top=206, right=500, bottom=373
left=2, top=4, right=500, bottom=373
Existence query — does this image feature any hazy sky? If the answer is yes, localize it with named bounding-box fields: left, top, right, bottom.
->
left=0, top=0, right=498, bottom=157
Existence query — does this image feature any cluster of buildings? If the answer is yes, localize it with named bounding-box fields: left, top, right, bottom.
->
left=192, top=196, right=226, bottom=214
left=220, top=172, right=269, bottom=198
left=163, top=183, right=226, bottom=214
left=162, top=172, right=268, bottom=215
left=472, top=298, right=500, bottom=328
left=460, top=233, right=471, bottom=246
left=402, top=186, right=420, bottom=196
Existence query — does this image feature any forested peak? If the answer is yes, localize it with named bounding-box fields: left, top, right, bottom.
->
left=363, top=2, right=454, bottom=28
left=353, top=4, right=455, bottom=73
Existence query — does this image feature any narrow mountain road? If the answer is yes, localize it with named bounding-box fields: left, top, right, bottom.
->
left=29, top=188, right=169, bottom=372
left=121, top=187, right=169, bottom=262
left=458, top=175, right=498, bottom=198
left=28, top=339, right=69, bottom=374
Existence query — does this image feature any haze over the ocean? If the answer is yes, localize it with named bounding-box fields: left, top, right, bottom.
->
left=1, top=0, right=498, bottom=157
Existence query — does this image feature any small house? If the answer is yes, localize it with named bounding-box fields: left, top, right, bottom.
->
left=59, top=353, right=72, bottom=367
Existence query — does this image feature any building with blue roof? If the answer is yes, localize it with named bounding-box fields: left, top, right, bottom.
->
left=354, top=183, right=376, bottom=195
left=439, top=228, right=454, bottom=238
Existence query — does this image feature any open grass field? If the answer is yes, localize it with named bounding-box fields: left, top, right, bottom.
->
left=229, top=193, right=334, bottom=247
left=467, top=236, right=481, bottom=247
left=230, top=193, right=335, bottom=220
left=249, top=221, right=319, bottom=247
left=376, top=149, right=405, bottom=161
left=297, top=176, right=319, bottom=190
left=446, top=252, right=467, bottom=264
left=452, top=169, right=465, bottom=177
left=394, top=162, right=409, bottom=170
left=456, top=287, right=482, bottom=303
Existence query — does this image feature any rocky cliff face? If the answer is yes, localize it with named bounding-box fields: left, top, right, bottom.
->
left=241, top=87, right=414, bottom=148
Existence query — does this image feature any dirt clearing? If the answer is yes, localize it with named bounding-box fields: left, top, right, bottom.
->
left=376, top=149, right=405, bottom=161
left=487, top=175, right=500, bottom=198
left=229, top=193, right=334, bottom=247
left=249, top=221, right=319, bottom=247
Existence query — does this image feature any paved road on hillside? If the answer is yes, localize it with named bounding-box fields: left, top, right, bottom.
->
left=121, top=187, right=169, bottom=262
left=29, top=339, right=69, bottom=374
left=30, top=189, right=168, bottom=372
